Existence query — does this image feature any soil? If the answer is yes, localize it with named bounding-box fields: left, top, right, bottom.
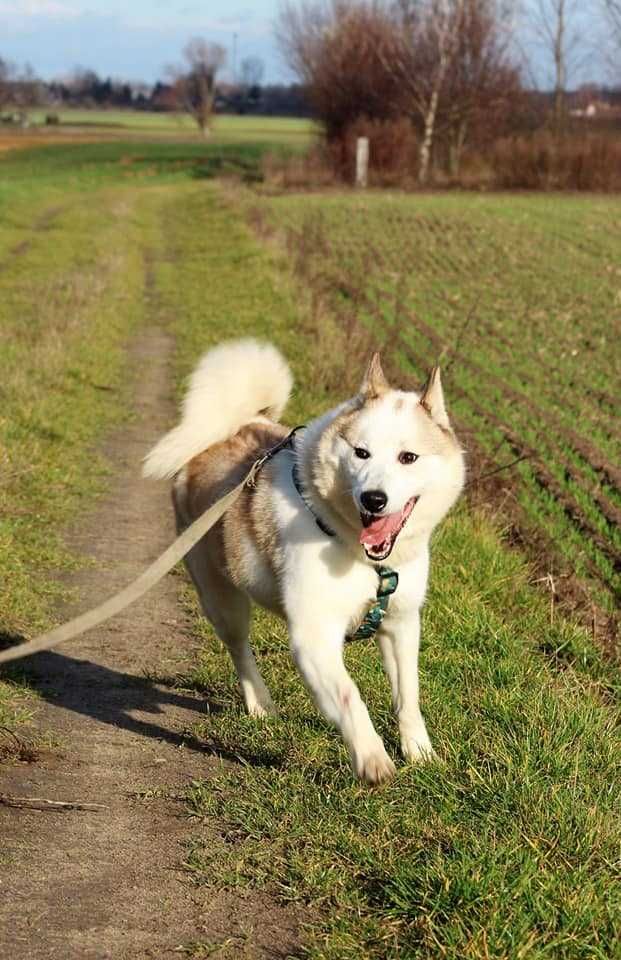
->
left=0, top=328, right=302, bottom=959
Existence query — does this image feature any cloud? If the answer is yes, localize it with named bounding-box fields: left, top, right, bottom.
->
left=123, top=9, right=270, bottom=40
left=0, top=0, right=79, bottom=17
left=0, top=1, right=287, bottom=83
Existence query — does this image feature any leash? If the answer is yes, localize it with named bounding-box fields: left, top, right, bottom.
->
left=0, top=454, right=265, bottom=667
left=0, top=428, right=398, bottom=666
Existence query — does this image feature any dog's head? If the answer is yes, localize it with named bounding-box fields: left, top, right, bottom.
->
left=309, top=354, right=465, bottom=561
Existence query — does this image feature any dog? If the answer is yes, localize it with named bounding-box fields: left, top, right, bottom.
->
left=144, top=339, right=465, bottom=783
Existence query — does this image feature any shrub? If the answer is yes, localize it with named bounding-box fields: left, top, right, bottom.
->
left=489, top=131, right=621, bottom=191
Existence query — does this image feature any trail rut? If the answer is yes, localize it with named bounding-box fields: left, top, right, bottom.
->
left=0, top=326, right=301, bottom=959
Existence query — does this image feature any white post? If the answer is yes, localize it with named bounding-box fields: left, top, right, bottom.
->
left=355, top=137, right=369, bottom=188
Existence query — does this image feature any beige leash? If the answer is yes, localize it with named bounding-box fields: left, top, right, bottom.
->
left=0, top=465, right=257, bottom=667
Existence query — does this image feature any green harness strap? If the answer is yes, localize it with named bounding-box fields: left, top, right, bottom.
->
left=348, top=566, right=399, bottom=642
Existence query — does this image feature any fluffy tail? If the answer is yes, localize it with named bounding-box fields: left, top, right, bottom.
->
left=143, top=339, right=292, bottom=479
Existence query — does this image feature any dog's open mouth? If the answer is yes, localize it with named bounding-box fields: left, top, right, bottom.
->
left=359, top=496, right=418, bottom=561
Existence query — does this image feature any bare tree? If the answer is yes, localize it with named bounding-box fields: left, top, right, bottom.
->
left=240, top=56, right=265, bottom=90
left=603, top=0, right=621, bottom=31
left=527, top=0, right=589, bottom=130
left=602, top=0, right=621, bottom=68
left=439, top=0, right=521, bottom=174
left=169, top=38, right=226, bottom=137
left=276, top=0, right=406, bottom=141
left=0, top=58, right=43, bottom=115
left=394, top=0, right=468, bottom=183
left=0, top=57, right=13, bottom=110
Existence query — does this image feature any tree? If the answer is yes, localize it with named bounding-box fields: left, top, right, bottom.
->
left=394, top=0, right=468, bottom=183
left=604, top=0, right=621, bottom=33
left=602, top=0, right=621, bottom=71
left=0, top=58, right=43, bottom=113
left=0, top=57, right=13, bottom=110
left=240, top=56, right=265, bottom=90
left=239, top=56, right=265, bottom=110
left=276, top=0, right=406, bottom=141
left=169, top=38, right=227, bottom=137
left=437, top=0, right=521, bottom=174
left=527, top=0, right=588, bottom=131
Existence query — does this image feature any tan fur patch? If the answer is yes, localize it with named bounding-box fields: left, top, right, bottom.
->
left=179, top=421, right=289, bottom=594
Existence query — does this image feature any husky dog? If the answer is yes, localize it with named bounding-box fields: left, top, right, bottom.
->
left=144, top=340, right=465, bottom=783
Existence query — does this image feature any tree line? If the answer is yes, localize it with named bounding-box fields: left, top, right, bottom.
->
left=0, top=55, right=309, bottom=124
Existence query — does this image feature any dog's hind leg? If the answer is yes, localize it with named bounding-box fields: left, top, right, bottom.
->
left=184, top=543, right=276, bottom=718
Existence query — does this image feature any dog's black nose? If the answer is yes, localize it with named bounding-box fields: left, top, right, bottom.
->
left=360, top=489, right=388, bottom=514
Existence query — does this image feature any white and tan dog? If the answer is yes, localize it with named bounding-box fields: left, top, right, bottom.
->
left=144, top=340, right=465, bottom=783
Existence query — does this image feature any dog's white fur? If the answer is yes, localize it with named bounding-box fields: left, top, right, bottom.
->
left=145, top=340, right=465, bottom=783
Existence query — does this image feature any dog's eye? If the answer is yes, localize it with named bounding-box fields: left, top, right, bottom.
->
left=398, top=451, right=418, bottom=465
left=354, top=447, right=370, bottom=460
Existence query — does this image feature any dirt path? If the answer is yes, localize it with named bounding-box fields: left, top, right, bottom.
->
left=0, top=327, right=301, bottom=959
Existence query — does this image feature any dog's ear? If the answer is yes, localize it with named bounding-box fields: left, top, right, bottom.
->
left=360, top=353, right=389, bottom=400
left=420, top=367, right=450, bottom=429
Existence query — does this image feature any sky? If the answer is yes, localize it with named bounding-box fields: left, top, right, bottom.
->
left=0, top=0, right=292, bottom=84
left=0, top=0, right=612, bottom=88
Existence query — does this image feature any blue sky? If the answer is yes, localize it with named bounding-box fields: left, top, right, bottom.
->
left=0, top=0, right=290, bottom=83
left=0, top=0, right=609, bottom=87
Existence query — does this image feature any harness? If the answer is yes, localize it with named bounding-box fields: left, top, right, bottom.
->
left=258, top=428, right=399, bottom=643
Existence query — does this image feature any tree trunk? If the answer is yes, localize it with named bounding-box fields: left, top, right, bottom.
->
left=419, top=87, right=439, bottom=184
left=449, top=118, right=468, bottom=177
left=553, top=0, right=566, bottom=134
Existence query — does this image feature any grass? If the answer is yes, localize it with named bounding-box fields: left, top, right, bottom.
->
left=0, top=139, right=619, bottom=956
left=1, top=110, right=316, bottom=155
left=25, top=108, right=314, bottom=138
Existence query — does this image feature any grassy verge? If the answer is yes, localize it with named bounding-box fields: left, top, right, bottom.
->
left=147, top=184, right=620, bottom=959
left=0, top=185, right=162, bottom=740
left=0, top=136, right=304, bottom=746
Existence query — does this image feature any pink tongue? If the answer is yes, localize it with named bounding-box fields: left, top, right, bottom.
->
left=359, top=511, right=405, bottom=548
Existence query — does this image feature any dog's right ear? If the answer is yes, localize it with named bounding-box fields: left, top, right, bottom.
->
left=360, top=353, right=390, bottom=401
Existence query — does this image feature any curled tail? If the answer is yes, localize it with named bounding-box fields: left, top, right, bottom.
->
left=143, top=338, right=292, bottom=479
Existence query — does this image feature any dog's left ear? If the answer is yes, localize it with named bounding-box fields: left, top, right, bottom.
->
left=360, top=353, right=390, bottom=400
left=420, top=367, right=450, bottom=429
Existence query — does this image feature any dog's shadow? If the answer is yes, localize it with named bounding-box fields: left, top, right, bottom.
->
left=0, top=631, right=281, bottom=769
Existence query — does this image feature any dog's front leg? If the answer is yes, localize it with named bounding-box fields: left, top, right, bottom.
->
left=379, top=609, right=436, bottom=763
left=290, top=622, right=396, bottom=784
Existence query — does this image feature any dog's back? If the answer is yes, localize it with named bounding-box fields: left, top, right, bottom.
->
left=172, top=420, right=288, bottom=531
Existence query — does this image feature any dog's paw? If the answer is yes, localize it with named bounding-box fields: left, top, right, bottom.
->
left=353, top=742, right=396, bottom=785
left=401, top=732, right=438, bottom=763
left=247, top=698, right=277, bottom=718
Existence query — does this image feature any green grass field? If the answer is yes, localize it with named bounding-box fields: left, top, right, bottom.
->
left=3, top=108, right=315, bottom=146
left=0, top=136, right=619, bottom=957
left=250, top=192, right=621, bottom=627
